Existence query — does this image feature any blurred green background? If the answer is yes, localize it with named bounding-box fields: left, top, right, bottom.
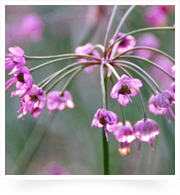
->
left=5, top=5, right=175, bottom=175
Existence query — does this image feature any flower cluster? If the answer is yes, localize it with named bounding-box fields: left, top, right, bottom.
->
left=5, top=5, right=175, bottom=162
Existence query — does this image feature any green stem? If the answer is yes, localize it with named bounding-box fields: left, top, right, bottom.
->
left=100, top=64, right=109, bottom=175
left=107, top=26, right=175, bottom=53
left=25, top=54, right=101, bottom=61
left=113, top=46, right=175, bottom=63
left=119, top=55, right=175, bottom=80
left=104, top=5, right=118, bottom=56
left=114, top=60, right=162, bottom=92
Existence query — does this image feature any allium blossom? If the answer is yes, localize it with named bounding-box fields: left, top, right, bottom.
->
left=113, top=121, right=136, bottom=156
left=18, top=85, right=46, bottom=119
left=47, top=91, right=74, bottom=113
left=133, top=119, right=160, bottom=151
left=75, top=43, right=100, bottom=73
left=5, top=67, right=33, bottom=97
left=110, top=75, right=143, bottom=106
left=5, top=46, right=26, bottom=70
left=110, top=33, right=136, bottom=54
left=91, top=109, right=119, bottom=141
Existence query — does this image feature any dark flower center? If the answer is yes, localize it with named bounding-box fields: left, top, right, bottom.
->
left=30, top=94, right=37, bottom=100
left=119, top=85, right=131, bottom=94
left=99, top=117, right=106, bottom=125
left=17, top=73, right=24, bottom=82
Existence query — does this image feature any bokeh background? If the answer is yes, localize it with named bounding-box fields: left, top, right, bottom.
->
left=5, top=5, right=175, bottom=175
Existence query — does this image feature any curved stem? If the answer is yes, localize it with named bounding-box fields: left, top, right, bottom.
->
left=106, top=63, right=120, bottom=80
left=119, top=55, right=175, bottom=80
left=113, top=5, right=136, bottom=40
left=113, top=46, right=175, bottom=63
left=107, top=26, right=175, bottom=53
left=114, top=60, right=162, bottom=92
left=45, top=67, right=82, bottom=94
left=104, top=5, right=118, bottom=56
left=25, top=54, right=101, bottom=61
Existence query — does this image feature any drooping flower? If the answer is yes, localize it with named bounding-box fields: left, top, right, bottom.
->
left=5, top=46, right=26, bottom=70
left=47, top=91, right=74, bottom=113
left=110, top=75, right=143, bottom=106
left=113, top=121, right=136, bottom=156
left=75, top=43, right=100, bottom=73
left=133, top=118, right=160, bottom=151
left=18, top=85, right=46, bottom=119
left=91, top=108, right=119, bottom=141
left=135, top=33, right=159, bottom=59
left=5, top=66, right=33, bottom=96
left=110, top=33, right=136, bottom=54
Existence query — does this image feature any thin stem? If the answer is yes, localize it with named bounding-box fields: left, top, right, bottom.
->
left=106, top=63, right=120, bottom=80
left=114, top=60, right=162, bottom=92
left=116, top=65, right=147, bottom=119
left=113, top=5, right=136, bottom=40
left=107, top=26, right=175, bottom=53
left=38, top=61, right=98, bottom=88
left=119, top=55, right=175, bottom=80
left=61, top=68, right=82, bottom=94
left=25, top=54, right=101, bottom=61
left=100, top=66, right=109, bottom=175
left=115, top=62, right=156, bottom=94
left=104, top=5, right=118, bottom=56
left=45, top=67, right=82, bottom=94
left=113, top=46, right=175, bottom=64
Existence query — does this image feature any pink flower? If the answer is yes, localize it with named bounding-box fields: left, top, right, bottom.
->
left=75, top=43, right=100, bottom=73
left=47, top=91, right=74, bottom=113
left=20, top=13, right=44, bottom=42
left=91, top=108, right=119, bottom=141
left=18, top=85, right=46, bottom=119
left=110, top=33, right=136, bottom=54
left=159, top=5, right=174, bottom=14
left=5, top=67, right=33, bottom=97
left=133, top=119, right=160, bottom=151
left=5, top=46, right=26, bottom=70
left=136, top=33, right=159, bottom=59
left=110, top=75, right=143, bottom=106
left=113, top=121, right=136, bottom=156
left=145, top=6, right=167, bottom=27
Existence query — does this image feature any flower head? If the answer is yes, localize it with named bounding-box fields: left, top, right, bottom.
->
left=110, top=33, right=136, bottom=54
left=75, top=43, right=100, bottom=73
left=133, top=119, right=160, bottom=151
left=113, top=121, right=136, bottom=156
left=91, top=108, right=119, bottom=141
left=18, top=85, right=46, bottom=119
left=5, top=46, right=26, bottom=70
left=5, top=67, right=33, bottom=97
left=110, top=75, right=143, bottom=106
left=47, top=91, right=74, bottom=113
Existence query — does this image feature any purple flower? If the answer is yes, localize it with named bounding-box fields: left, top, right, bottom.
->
left=110, top=33, right=136, bottom=54
left=47, top=91, right=74, bottom=113
left=110, top=75, right=143, bottom=106
left=133, top=119, right=160, bottom=151
left=113, top=121, right=136, bottom=156
left=75, top=43, right=100, bottom=73
left=5, top=67, right=33, bottom=97
left=91, top=108, right=119, bottom=141
left=20, top=13, right=44, bottom=42
left=145, top=6, right=167, bottom=27
left=171, top=65, right=175, bottom=78
left=18, top=85, right=46, bottom=119
left=136, top=33, right=159, bottom=59
left=5, top=46, right=26, bottom=70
